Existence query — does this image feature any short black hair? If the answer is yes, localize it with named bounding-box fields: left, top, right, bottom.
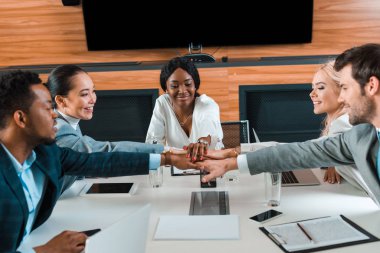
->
left=0, top=70, right=42, bottom=129
left=46, top=64, right=86, bottom=106
left=334, top=43, right=380, bottom=90
left=160, top=57, right=200, bottom=92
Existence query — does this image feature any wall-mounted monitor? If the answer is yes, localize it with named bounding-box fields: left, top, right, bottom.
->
left=82, top=0, right=314, bottom=51
left=79, top=89, right=159, bottom=142
left=239, top=84, right=324, bottom=143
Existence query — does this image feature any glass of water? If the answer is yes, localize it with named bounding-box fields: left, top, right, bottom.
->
left=149, top=166, right=163, bottom=188
left=265, top=172, right=282, bottom=206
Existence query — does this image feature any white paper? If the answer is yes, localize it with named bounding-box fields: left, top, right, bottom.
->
left=154, top=215, right=240, bottom=240
left=265, top=216, right=369, bottom=252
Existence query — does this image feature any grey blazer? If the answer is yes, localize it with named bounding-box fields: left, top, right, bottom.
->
left=56, top=116, right=164, bottom=193
left=246, top=123, right=380, bottom=205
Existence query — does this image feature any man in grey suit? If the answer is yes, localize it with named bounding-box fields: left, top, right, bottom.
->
left=198, top=43, right=380, bottom=205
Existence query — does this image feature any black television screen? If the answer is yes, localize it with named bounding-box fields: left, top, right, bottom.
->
left=82, top=0, right=313, bottom=51
left=79, top=89, right=158, bottom=142
left=239, top=84, right=324, bottom=143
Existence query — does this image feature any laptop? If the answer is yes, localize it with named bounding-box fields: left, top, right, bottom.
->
left=250, top=128, right=320, bottom=187
left=84, top=204, right=151, bottom=253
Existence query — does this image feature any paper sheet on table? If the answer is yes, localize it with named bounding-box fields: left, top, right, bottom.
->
left=265, top=216, right=369, bottom=252
left=154, top=215, right=239, bottom=240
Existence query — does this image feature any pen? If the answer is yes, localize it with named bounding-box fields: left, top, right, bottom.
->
left=297, top=223, right=315, bottom=243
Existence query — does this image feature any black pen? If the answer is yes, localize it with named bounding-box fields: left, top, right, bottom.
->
left=297, top=223, right=315, bottom=243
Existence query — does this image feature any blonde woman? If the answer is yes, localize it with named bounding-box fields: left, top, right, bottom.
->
left=309, top=61, right=351, bottom=183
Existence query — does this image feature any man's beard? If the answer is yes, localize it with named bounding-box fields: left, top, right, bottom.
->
left=40, top=137, right=56, bottom=145
left=348, top=96, right=376, bottom=125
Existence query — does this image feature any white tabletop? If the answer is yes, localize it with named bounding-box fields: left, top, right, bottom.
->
left=20, top=168, right=380, bottom=253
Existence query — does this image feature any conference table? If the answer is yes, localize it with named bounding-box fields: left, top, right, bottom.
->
left=20, top=168, right=380, bottom=253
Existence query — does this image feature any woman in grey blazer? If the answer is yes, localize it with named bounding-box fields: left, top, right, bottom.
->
left=46, top=65, right=165, bottom=194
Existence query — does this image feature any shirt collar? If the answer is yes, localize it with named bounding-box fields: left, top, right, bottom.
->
left=1, top=143, right=36, bottom=174
left=57, top=110, right=80, bottom=130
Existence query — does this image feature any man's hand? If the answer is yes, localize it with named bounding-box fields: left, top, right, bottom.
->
left=196, top=158, right=238, bottom=182
left=34, top=231, right=87, bottom=253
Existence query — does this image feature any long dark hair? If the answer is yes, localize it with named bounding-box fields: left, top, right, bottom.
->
left=46, top=64, right=86, bottom=106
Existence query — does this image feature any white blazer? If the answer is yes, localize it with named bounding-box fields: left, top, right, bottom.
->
left=146, top=94, right=224, bottom=149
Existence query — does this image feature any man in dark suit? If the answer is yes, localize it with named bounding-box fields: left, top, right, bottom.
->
left=0, top=70, right=195, bottom=253
left=197, top=43, right=380, bottom=205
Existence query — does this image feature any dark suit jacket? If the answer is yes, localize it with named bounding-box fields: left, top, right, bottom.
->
left=246, top=123, right=380, bottom=205
left=0, top=143, right=149, bottom=252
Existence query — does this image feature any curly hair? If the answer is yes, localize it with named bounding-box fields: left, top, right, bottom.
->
left=160, top=57, right=200, bottom=93
left=0, top=70, right=41, bottom=129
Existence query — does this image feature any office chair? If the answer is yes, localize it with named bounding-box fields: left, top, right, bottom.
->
left=220, top=120, right=250, bottom=149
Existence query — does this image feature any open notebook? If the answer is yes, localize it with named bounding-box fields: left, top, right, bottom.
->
left=250, top=128, right=320, bottom=186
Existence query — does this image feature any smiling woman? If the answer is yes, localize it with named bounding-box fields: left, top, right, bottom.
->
left=146, top=57, right=224, bottom=160
left=45, top=65, right=164, bottom=195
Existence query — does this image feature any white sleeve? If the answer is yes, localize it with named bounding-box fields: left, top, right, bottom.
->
left=194, top=96, right=223, bottom=149
left=146, top=98, right=167, bottom=145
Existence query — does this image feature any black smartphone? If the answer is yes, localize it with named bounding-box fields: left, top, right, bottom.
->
left=250, top=209, right=282, bottom=223
left=200, top=170, right=217, bottom=188
left=81, top=228, right=101, bottom=237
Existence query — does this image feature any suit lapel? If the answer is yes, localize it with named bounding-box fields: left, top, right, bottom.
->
left=0, top=146, right=29, bottom=227
left=357, top=127, right=380, bottom=205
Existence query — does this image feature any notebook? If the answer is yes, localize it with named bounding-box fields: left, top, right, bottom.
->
left=249, top=128, right=320, bottom=187
left=84, top=204, right=151, bottom=253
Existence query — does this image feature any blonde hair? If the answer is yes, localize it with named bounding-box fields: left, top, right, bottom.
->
left=317, top=60, right=344, bottom=136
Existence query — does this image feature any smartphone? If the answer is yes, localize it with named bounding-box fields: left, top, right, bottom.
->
left=200, top=170, right=217, bottom=188
left=81, top=228, right=101, bottom=237
left=250, top=209, right=282, bottom=223
left=80, top=182, right=138, bottom=195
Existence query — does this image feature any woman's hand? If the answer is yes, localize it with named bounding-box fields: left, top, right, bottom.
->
left=204, top=148, right=238, bottom=160
left=184, top=136, right=211, bottom=162
left=323, top=167, right=342, bottom=184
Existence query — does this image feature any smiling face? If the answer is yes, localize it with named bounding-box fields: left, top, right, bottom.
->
left=310, top=69, right=342, bottom=117
left=338, top=65, right=376, bottom=125
left=56, top=72, right=97, bottom=120
left=166, top=68, right=196, bottom=108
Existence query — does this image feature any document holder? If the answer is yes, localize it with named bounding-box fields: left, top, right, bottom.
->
left=259, top=215, right=379, bottom=253
left=189, top=191, right=229, bottom=215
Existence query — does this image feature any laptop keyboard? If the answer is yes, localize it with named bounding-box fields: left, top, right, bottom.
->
left=282, top=171, right=299, bottom=184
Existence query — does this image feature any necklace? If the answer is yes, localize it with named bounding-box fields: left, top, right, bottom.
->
left=172, top=102, right=193, bottom=127
left=176, top=112, right=192, bottom=126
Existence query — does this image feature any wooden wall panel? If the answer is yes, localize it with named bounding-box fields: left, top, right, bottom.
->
left=1, top=0, right=380, bottom=66
left=2, top=0, right=379, bottom=120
